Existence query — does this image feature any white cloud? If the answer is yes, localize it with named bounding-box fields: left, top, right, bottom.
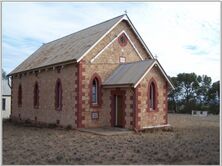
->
left=2, top=2, right=220, bottom=82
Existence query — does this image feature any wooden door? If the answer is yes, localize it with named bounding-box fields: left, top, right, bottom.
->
left=115, top=95, right=123, bottom=127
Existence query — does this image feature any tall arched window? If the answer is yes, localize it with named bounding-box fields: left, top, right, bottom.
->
left=92, top=78, right=98, bottom=104
left=89, top=73, right=102, bottom=107
left=55, top=79, right=62, bottom=111
left=147, top=79, right=158, bottom=112
left=33, top=82, right=39, bottom=108
left=18, top=84, right=22, bottom=107
left=149, top=82, right=155, bottom=110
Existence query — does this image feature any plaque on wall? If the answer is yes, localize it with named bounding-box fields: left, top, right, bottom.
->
left=91, top=112, right=99, bottom=120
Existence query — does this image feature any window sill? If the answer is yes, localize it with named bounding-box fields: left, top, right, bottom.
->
left=148, top=108, right=158, bottom=112
left=55, top=108, right=62, bottom=111
left=90, top=103, right=101, bottom=108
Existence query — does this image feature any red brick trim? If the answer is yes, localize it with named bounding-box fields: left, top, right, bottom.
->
left=163, top=81, right=168, bottom=124
left=33, top=81, right=39, bottom=109
left=109, top=95, right=114, bottom=126
left=118, top=33, right=128, bottom=47
left=55, top=78, right=63, bottom=111
left=129, top=92, right=134, bottom=127
left=18, top=84, right=22, bottom=107
left=10, top=77, right=14, bottom=118
left=75, top=61, right=85, bottom=128
left=147, top=77, right=159, bottom=112
left=110, top=89, right=126, bottom=127
left=89, top=73, right=102, bottom=108
left=122, top=95, right=126, bottom=127
left=133, top=87, right=140, bottom=131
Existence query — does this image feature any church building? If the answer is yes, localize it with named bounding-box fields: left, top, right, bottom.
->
left=8, top=14, right=174, bottom=131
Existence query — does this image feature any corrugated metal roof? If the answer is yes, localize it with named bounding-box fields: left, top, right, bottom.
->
left=103, top=60, right=155, bottom=86
left=2, top=80, right=11, bottom=96
left=9, top=15, right=125, bottom=75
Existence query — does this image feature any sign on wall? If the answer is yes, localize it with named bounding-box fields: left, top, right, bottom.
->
left=91, top=112, right=99, bottom=120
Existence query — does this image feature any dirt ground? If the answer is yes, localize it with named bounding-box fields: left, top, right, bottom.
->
left=3, top=114, right=220, bottom=165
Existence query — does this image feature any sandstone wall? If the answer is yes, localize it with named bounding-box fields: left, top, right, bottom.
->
left=11, top=64, right=77, bottom=128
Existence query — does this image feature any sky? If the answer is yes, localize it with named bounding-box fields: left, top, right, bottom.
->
left=2, top=2, right=220, bottom=82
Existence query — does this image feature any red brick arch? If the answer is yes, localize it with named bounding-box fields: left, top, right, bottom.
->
left=118, top=33, right=128, bottom=47
left=147, top=77, right=158, bottom=112
left=18, top=83, right=22, bottom=107
left=89, top=73, right=102, bottom=108
left=33, top=81, right=39, bottom=109
left=55, top=78, right=62, bottom=111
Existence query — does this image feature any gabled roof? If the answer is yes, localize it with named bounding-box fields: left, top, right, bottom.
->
left=9, top=15, right=126, bottom=75
left=2, top=80, right=11, bottom=96
left=103, top=60, right=155, bottom=86
left=103, top=60, right=175, bottom=89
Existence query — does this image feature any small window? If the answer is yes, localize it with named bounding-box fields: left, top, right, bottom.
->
left=149, top=82, right=155, bottom=110
left=118, top=33, right=128, bottom=47
left=120, top=57, right=126, bottom=63
left=18, top=84, right=22, bottom=107
left=92, top=79, right=98, bottom=104
left=34, top=82, right=39, bottom=108
left=2, top=98, right=6, bottom=111
left=55, top=79, right=62, bottom=111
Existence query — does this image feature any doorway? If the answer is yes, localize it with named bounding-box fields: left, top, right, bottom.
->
left=114, top=95, right=124, bottom=127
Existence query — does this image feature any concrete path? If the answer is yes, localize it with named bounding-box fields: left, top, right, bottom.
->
left=78, top=127, right=133, bottom=136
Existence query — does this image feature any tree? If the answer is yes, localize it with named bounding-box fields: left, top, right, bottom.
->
left=168, top=73, right=219, bottom=114
left=207, top=81, right=220, bottom=114
left=196, top=75, right=212, bottom=106
left=208, top=81, right=220, bottom=104
left=168, top=77, right=181, bottom=112
left=176, top=73, right=199, bottom=105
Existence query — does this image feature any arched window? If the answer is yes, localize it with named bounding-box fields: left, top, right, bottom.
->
left=149, top=82, right=155, bottom=110
left=55, top=79, right=62, bottom=111
left=92, top=78, right=98, bottom=104
left=147, top=79, right=158, bottom=112
left=33, top=82, right=39, bottom=108
left=18, top=84, right=22, bottom=107
left=89, top=74, right=102, bottom=107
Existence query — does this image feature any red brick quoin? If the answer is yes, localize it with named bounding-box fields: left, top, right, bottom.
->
left=75, top=61, right=85, bottom=128
left=133, top=86, right=141, bottom=131
left=163, top=80, right=168, bottom=124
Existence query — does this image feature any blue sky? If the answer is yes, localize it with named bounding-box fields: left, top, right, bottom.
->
left=2, top=2, right=220, bottom=82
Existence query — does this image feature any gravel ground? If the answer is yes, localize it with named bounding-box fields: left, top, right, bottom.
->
left=3, top=114, right=219, bottom=165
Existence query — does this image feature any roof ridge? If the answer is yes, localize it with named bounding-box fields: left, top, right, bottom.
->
left=45, top=14, right=125, bottom=45
left=121, top=59, right=155, bottom=65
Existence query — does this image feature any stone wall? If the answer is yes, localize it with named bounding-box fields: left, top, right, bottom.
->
left=137, top=66, right=168, bottom=129
left=11, top=64, right=77, bottom=128
left=79, top=20, right=147, bottom=128
left=83, top=20, right=152, bottom=62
